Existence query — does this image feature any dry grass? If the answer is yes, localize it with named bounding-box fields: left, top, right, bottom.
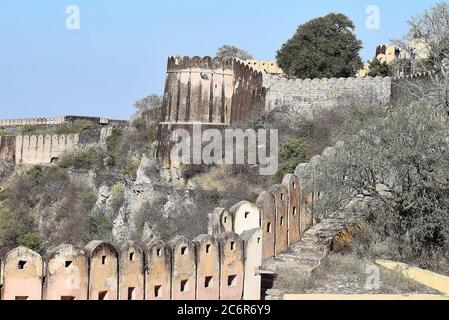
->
left=273, top=253, right=436, bottom=295
left=193, top=165, right=268, bottom=200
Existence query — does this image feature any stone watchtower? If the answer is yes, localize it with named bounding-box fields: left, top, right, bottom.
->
left=156, top=56, right=267, bottom=167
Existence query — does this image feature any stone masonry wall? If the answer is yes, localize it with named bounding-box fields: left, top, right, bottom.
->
left=263, top=75, right=392, bottom=118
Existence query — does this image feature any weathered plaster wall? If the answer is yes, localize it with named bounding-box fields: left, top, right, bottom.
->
left=208, top=208, right=233, bottom=236
left=1, top=231, right=261, bottom=301
left=269, top=184, right=289, bottom=255
left=85, top=241, right=118, bottom=301
left=1, top=247, right=43, bottom=300
left=14, top=134, right=79, bottom=165
left=218, top=232, right=244, bottom=300
left=241, top=228, right=262, bottom=300
left=230, top=201, right=261, bottom=235
left=169, top=237, right=197, bottom=300
left=283, top=174, right=301, bottom=245
left=194, top=235, right=220, bottom=300
left=44, top=245, right=88, bottom=300
left=145, top=240, right=171, bottom=300
left=256, top=192, right=276, bottom=260
left=162, top=56, right=266, bottom=125
left=118, top=242, right=144, bottom=300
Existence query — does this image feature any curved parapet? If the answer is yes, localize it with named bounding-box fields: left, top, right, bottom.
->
left=168, top=236, right=196, bottom=300
left=241, top=228, right=263, bottom=300
left=162, top=55, right=265, bottom=125
left=1, top=247, right=43, bottom=300
left=144, top=240, right=171, bottom=300
left=283, top=174, right=301, bottom=245
left=44, top=244, right=88, bottom=300
left=256, top=191, right=276, bottom=260
left=85, top=241, right=118, bottom=300
left=229, top=201, right=260, bottom=235
left=268, top=184, right=289, bottom=255
left=118, top=241, right=144, bottom=300
left=208, top=208, right=233, bottom=236
left=218, top=232, right=244, bottom=300
left=194, top=234, right=220, bottom=300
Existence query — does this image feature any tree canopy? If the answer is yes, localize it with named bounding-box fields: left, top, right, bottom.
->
left=367, top=58, right=391, bottom=77
left=277, top=13, right=363, bottom=79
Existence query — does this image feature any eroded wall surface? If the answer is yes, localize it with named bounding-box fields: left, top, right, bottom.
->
left=14, top=134, right=79, bottom=165
left=162, top=56, right=266, bottom=125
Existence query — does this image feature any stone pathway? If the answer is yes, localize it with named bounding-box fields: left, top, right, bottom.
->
left=262, top=197, right=373, bottom=300
left=261, top=195, right=440, bottom=299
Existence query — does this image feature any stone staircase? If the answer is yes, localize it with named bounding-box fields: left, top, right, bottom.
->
left=262, top=197, right=373, bottom=300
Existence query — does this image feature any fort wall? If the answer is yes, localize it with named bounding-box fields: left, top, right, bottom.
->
left=263, top=75, right=392, bottom=118
left=0, top=230, right=261, bottom=300
left=13, top=134, right=79, bottom=165
left=0, top=116, right=126, bottom=128
left=161, top=56, right=266, bottom=125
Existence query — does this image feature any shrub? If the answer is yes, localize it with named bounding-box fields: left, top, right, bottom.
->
left=109, top=184, right=125, bottom=213
left=17, top=232, right=42, bottom=252
left=367, top=58, right=391, bottom=77
left=54, top=120, right=94, bottom=135
left=278, top=138, right=312, bottom=177
left=58, top=148, right=104, bottom=170
left=0, top=207, right=36, bottom=255
left=0, top=128, right=10, bottom=136
left=81, top=209, right=113, bottom=243
left=21, top=125, right=38, bottom=135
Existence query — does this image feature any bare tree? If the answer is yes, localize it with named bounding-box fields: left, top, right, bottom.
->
left=315, top=102, right=449, bottom=258
left=216, top=45, right=253, bottom=60
left=134, top=94, right=163, bottom=112
left=394, top=2, right=449, bottom=112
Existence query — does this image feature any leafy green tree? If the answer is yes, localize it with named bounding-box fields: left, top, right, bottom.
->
left=217, top=45, right=253, bottom=60
left=277, top=13, right=363, bottom=79
left=367, top=58, right=391, bottom=77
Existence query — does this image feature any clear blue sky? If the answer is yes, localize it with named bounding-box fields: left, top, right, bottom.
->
left=0, top=0, right=443, bottom=120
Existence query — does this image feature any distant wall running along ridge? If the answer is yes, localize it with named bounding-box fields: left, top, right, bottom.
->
left=0, top=116, right=127, bottom=127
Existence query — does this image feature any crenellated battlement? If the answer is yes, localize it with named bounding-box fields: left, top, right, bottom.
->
left=166, top=56, right=263, bottom=79
left=0, top=115, right=127, bottom=128
left=0, top=117, right=66, bottom=127
left=391, top=70, right=433, bottom=82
